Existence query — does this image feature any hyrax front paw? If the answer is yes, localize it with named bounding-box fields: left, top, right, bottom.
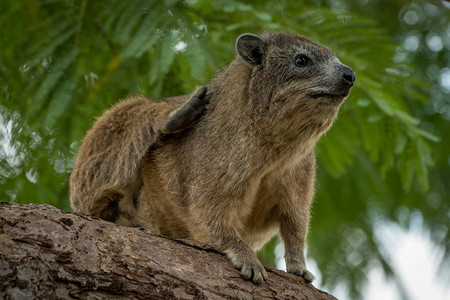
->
left=228, top=253, right=268, bottom=285
left=287, top=265, right=315, bottom=283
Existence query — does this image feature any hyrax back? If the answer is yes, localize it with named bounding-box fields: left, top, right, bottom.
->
left=70, top=88, right=210, bottom=224
left=70, top=32, right=355, bottom=284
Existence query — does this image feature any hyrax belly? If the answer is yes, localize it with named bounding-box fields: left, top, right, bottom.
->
left=240, top=188, right=282, bottom=251
left=139, top=139, right=278, bottom=248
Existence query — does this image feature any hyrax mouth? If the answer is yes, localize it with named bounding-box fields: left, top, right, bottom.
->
left=309, top=89, right=350, bottom=100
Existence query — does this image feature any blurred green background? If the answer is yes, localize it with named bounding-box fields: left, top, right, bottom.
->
left=0, top=0, right=449, bottom=299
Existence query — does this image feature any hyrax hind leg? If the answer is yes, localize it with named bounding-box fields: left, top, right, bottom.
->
left=163, top=87, right=210, bottom=134
left=70, top=86, right=211, bottom=226
left=98, top=87, right=211, bottom=226
left=99, top=87, right=211, bottom=227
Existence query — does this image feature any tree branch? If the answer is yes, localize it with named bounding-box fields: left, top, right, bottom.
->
left=0, top=202, right=337, bottom=299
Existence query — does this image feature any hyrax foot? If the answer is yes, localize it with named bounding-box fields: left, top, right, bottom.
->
left=163, top=86, right=210, bottom=133
left=228, top=253, right=268, bottom=285
left=288, top=265, right=315, bottom=283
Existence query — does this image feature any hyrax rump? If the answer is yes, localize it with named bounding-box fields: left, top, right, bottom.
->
left=70, top=32, right=355, bottom=284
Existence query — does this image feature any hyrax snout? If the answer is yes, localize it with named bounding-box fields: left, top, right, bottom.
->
left=308, top=61, right=355, bottom=99
left=70, top=32, right=355, bottom=284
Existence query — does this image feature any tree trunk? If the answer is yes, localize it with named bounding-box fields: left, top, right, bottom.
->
left=0, top=202, right=337, bottom=300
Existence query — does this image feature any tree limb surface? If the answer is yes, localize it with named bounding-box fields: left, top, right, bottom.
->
left=0, top=202, right=337, bottom=300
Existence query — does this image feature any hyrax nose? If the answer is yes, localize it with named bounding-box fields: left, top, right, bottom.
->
left=341, top=66, right=356, bottom=87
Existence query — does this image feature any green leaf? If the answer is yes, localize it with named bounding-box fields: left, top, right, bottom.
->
left=42, top=77, right=77, bottom=128
left=367, top=114, right=382, bottom=123
left=254, top=11, right=272, bottom=22
left=113, top=0, right=147, bottom=45
left=158, top=32, right=177, bottom=75
left=394, top=110, right=420, bottom=126
left=121, top=13, right=157, bottom=58
left=149, top=31, right=177, bottom=84
left=415, top=142, right=431, bottom=191
left=412, top=127, right=441, bottom=143
left=225, top=21, right=253, bottom=31
left=187, top=37, right=206, bottom=80
left=28, top=25, right=75, bottom=68
left=28, top=48, right=78, bottom=120
left=356, top=97, right=371, bottom=107
left=400, top=144, right=415, bottom=191
left=395, top=133, right=407, bottom=154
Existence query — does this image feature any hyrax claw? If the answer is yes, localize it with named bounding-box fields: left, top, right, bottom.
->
left=228, top=250, right=268, bottom=284
left=292, top=269, right=315, bottom=283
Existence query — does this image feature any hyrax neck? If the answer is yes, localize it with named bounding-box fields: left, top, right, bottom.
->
left=205, top=59, right=337, bottom=174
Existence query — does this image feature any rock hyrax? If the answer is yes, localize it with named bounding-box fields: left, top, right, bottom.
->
left=70, top=32, right=356, bottom=284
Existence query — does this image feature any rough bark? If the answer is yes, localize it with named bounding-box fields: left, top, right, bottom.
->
left=0, top=202, right=337, bottom=300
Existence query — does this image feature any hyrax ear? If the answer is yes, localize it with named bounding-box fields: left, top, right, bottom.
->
left=236, top=33, right=267, bottom=66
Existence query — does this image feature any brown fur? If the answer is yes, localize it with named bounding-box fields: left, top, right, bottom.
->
left=70, top=32, right=355, bottom=284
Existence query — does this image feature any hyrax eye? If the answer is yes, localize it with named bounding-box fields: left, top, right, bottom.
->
left=295, top=55, right=309, bottom=67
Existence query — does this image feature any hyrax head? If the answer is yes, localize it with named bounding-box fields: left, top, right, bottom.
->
left=235, top=32, right=356, bottom=111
